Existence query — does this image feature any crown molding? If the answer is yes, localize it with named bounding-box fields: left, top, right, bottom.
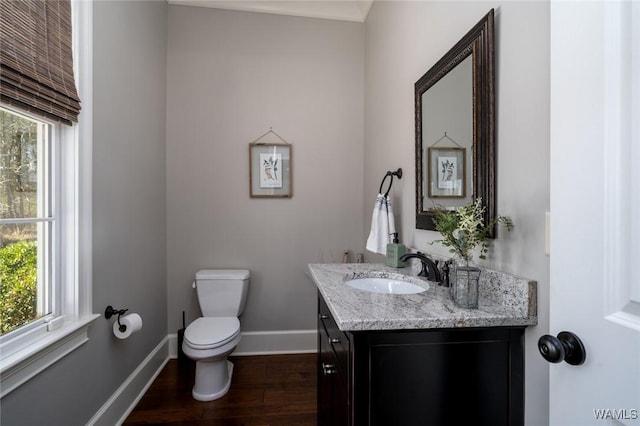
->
left=167, top=0, right=374, bottom=22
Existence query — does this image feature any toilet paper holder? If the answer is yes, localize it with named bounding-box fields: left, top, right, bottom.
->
left=105, top=305, right=129, bottom=332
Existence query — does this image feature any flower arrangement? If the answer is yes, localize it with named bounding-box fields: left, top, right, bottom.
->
left=431, top=198, right=513, bottom=264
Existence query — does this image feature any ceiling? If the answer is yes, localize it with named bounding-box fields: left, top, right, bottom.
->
left=166, top=0, right=375, bottom=22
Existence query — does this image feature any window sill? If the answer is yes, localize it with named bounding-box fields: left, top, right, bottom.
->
left=0, top=314, right=100, bottom=398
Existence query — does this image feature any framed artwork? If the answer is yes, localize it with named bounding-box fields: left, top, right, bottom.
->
left=249, top=143, right=292, bottom=198
left=427, top=147, right=466, bottom=198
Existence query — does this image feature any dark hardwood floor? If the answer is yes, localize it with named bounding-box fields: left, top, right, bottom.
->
left=124, top=354, right=317, bottom=426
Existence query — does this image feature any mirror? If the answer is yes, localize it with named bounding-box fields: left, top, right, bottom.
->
left=415, top=9, right=496, bottom=236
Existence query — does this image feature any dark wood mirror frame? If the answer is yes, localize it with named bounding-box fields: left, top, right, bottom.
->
left=415, top=9, right=496, bottom=236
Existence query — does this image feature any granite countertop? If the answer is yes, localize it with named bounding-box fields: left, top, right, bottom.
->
left=307, top=263, right=537, bottom=331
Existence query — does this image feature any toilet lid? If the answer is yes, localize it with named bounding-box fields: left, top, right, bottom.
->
left=184, top=317, right=240, bottom=349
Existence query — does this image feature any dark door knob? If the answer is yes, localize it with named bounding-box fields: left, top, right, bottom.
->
left=538, top=331, right=586, bottom=365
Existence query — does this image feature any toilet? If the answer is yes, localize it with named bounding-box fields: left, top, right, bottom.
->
left=182, top=269, right=250, bottom=401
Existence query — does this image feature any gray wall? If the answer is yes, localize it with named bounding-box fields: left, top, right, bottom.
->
left=0, top=1, right=168, bottom=424
left=363, top=2, right=550, bottom=425
left=166, top=6, right=365, bottom=334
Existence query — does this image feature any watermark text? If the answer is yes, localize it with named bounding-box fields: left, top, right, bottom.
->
left=594, top=409, right=638, bottom=420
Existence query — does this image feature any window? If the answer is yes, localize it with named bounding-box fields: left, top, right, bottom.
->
left=0, top=0, right=96, bottom=397
left=0, top=101, right=97, bottom=397
left=0, top=107, right=53, bottom=337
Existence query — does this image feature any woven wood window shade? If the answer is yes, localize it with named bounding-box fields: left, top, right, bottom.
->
left=0, top=0, right=81, bottom=124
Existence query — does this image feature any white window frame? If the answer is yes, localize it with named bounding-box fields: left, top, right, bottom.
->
left=0, top=0, right=97, bottom=397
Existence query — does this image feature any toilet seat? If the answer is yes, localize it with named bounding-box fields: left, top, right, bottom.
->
left=184, top=317, right=240, bottom=350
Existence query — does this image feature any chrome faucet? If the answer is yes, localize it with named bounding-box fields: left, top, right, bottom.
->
left=399, top=252, right=442, bottom=283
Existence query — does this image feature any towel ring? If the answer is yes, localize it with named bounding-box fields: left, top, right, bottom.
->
left=379, top=168, right=403, bottom=197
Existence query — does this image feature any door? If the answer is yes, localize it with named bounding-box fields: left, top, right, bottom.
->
left=549, top=1, right=640, bottom=424
left=317, top=296, right=350, bottom=426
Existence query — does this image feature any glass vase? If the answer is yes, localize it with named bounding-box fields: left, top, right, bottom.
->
left=450, top=259, right=481, bottom=309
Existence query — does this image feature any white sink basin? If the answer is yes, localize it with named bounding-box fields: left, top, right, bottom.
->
left=344, top=277, right=427, bottom=294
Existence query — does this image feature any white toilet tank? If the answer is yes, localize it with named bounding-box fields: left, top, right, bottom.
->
left=194, top=269, right=250, bottom=317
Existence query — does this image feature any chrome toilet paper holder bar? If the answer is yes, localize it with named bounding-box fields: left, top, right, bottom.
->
left=105, top=305, right=129, bottom=332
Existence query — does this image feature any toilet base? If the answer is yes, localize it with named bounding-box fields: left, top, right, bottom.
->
left=192, top=359, right=234, bottom=401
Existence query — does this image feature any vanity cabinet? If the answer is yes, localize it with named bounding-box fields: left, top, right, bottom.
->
left=317, top=293, right=525, bottom=426
left=317, top=294, right=351, bottom=426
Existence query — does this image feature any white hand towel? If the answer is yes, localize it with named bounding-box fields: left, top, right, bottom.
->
left=366, top=194, right=397, bottom=255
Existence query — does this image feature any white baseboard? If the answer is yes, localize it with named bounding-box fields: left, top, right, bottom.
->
left=87, top=336, right=169, bottom=426
left=234, top=330, right=317, bottom=355
left=168, top=329, right=317, bottom=358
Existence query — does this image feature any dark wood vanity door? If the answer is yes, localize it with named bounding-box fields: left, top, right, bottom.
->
left=352, top=327, right=525, bottom=426
left=317, top=296, right=351, bottom=426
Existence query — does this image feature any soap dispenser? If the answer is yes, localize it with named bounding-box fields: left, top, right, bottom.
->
left=386, top=233, right=407, bottom=268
